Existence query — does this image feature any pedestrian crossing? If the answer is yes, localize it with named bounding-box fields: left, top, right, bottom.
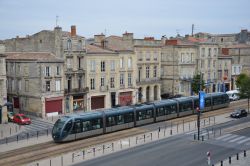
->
left=22, top=118, right=54, bottom=133
left=185, top=130, right=250, bottom=146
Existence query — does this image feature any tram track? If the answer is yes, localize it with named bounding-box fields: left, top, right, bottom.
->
left=0, top=100, right=248, bottom=166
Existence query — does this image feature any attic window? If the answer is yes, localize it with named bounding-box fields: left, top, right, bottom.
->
left=40, top=39, right=42, bottom=43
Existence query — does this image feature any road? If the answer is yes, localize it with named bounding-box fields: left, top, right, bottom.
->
left=74, top=116, right=250, bottom=166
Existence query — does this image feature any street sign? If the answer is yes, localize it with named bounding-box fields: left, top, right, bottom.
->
left=199, top=91, right=206, bottom=110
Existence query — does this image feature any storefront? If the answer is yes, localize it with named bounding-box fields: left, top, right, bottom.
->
left=45, top=97, right=63, bottom=116
left=73, top=95, right=84, bottom=111
left=119, top=91, right=132, bottom=106
left=91, top=96, right=105, bottom=110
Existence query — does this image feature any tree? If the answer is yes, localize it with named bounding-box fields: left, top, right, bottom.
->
left=191, top=74, right=205, bottom=95
left=236, top=73, right=250, bottom=113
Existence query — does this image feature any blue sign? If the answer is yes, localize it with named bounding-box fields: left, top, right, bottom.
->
left=199, top=91, right=206, bottom=110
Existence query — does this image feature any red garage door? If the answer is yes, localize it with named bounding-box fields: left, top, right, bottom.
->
left=119, top=92, right=132, bottom=106
left=45, top=97, right=62, bottom=114
left=91, top=96, right=105, bottom=110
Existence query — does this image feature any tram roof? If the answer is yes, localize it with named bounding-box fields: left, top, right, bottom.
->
left=104, top=106, right=134, bottom=116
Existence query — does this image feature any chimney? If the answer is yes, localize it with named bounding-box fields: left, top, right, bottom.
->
left=166, top=39, right=178, bottom=45
left=94, top=33, right=105, bottom=45
left=71, top=25, right=76, bottom=37
left=144, top=37, right=154, bottom=41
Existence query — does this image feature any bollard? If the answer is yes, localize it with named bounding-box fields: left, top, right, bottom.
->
left=103, top=145, right=105, bottom=153
left=236, top=153, right=239, bottom=160
left=151, top=133, right=152, bottom=140
left=220, top=160, right=223, bottom=166
left=50, top=159, right=52, bottom=166
left=144, top=134, right=146, bottom=142
left=36, top=163, right=39, bottom=166
left=183, top=120, right=184, bottom=132
left=158, top=127, right=160, bottom=133
left=204, top=119, right=205, bottom=126
left=194, top=134, right=196, bottom=140
left=244, top=150, right=246, bottom=157
left=112, top=143, right=114, bottom=151
left=202, top=135, right=204, bottom=141
left=136, top=137, right=138, bottom=144
left=82, top=150, right=85, bottom=159
left=164, top=129, right=166, bottom=136
left=61, top=155, right=64, bottom=166
left=93, top=148, right=95, bottom=156
left=229, top=156, right=231, bottom=164
left=177, top=123, right=179, bottom=133
left=170, top=129, right=172, bottom=135
left=120, top=140, right=122, bottom=149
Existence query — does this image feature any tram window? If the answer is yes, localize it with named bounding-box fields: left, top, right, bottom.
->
left=91, top=118, right=102, bottom=129
left=124, top=112, right=134, bottom=123
left=205, top=98, right=211, bottom=107
left=107, top=116, right=117, bottom=127
left=157, top=107, right=165, bottom=116
left=145, top=109, right=153, bottom=119
left=117, top=115, right=124, bottom=125
left=82, top=121, right=91, bottom=131
left=72, top=120, right=82, bottom=133
left=180, top=102, right=192, bottom=112
left=194, top=100, right=199, bottom=109
left=63, top=120, right=73, bottom=133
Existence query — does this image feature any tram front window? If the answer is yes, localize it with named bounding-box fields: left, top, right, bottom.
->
left=52, top=117, right=71, bottom=135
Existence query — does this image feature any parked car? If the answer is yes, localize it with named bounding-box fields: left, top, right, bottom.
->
left=230, top=108, right=247, bottom=118
left=13, top=114, right=31, bottom=125
left=7, top=112, right=14, bottom=122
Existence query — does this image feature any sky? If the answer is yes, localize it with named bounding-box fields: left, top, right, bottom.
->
left=0, top=0, right=250, bottom=40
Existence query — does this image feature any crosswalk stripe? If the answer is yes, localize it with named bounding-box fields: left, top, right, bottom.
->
left=215, top=134, right=232, bottom=140
left=228, top=136, right=246, bottom=143
left=222, top=135, right=238, bottom=141
left=237, top=137, right=250, bottom=144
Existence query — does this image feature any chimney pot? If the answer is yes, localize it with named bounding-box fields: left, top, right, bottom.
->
left=71, top=25, right=76, bottom=36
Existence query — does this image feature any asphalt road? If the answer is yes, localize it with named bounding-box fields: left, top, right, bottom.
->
left=74, top=117, right=250, bottom=166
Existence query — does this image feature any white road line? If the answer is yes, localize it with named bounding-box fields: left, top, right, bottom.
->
left=237, top=137, right=250, bottom=144
left=215, top=134, right=232, bottom=140
left=222, top=135, right=238, bottom=141
left=228, top=136, right=246, bottom=143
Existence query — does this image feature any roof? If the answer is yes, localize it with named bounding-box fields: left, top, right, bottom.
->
left=86, top=44, right=117, bottom=54
left=4, top=52, right=64, bottom=62
left=105, top=36, right=134, bottom=52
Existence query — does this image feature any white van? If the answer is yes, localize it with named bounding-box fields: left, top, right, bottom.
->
left=226, top=90, right=240, bottom=101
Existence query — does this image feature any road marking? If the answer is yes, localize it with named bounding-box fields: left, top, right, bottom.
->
left=222, top=135, right=238, bottom=141
left=215, top=134, right=232, bottom=140
left=228, top=136, right=246, bottom=142
left=237, top=137, right=250, bottom=144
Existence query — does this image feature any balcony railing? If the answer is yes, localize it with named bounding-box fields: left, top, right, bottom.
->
left=64, top=87, right=89, bottom=94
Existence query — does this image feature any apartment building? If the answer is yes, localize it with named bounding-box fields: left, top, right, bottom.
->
left=134, top=37, right=161, bottom=102
left=161, top=39, right=198, bottom=96
left=197, top=42, right=219, bottom=93
left=5, top=52, right=64, bottom=117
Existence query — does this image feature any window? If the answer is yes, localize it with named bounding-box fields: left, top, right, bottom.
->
left=101, top=77, right=105, bottom=86
left=120, top=73, right=124, bottom=86
left=208, top=48, right=211, bottom=57
left=101, top=61, right=105, bottom=72
left=56, top=66, right=60, bottom=75
left=138, top=51, right=143, bottom=61
left=213, top=48, right=217, bottom=57
left=110, top=77, right=115, bottom=88
left=213, top=60, right=216, bottom=68
left=17, top=80, right=21, bottom=91
left=90, top=78, right=95, bottom=90
left=146, top=51, right=150, bottom=61
left=56, top=80, right=61, bottom=91
left=146, top=66, right=150, bottom=78
left=66, top=58, right=72, bottom=69
left=25, top=80, right=29, bottom=92
left=208, top=59, right=211, bottom=68
left=138, top=67, right=142, bottom=82
left=78, top=40, right=82, bottom=50
left=224, top=69, right=228, bottom=78
left=201, top=48, right=205, bottom=57
left=45, top=66, right=51, bottom=76
left=78, top=57, right=81, bottom=69
left=110, top=60, right=115, bottom=71
left=128, top=73, right=132, bottom=86
left=181, top=53, right=184, bottom=63
left=128, top=57, right=132, bottom=69
left=154, top=51, right=158, bottom=61
left=46, top=81, right=50, bottom=92
left=120, top=58, right=124, bottom=69
left=67, top=39, right=72, bottom=50
left=180, top=83, right=184, bottom=92
left=78, top=76, right=82, bottom=89
left=153, top=66, right=157, bottom=77
left=90, top=60, right=96, bottom=72
left=201, top=60, right=204, bottom=69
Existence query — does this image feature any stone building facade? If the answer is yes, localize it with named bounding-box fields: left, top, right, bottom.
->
left=161, top=39, right=198, bottom=96
left=134, top=37, right=161, bottom=102
left=5, top=52, right=64, bottom=117
left=0, top=52, right=8, bottom=123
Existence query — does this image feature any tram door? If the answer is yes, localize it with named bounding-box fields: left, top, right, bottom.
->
left=73, top=119, right=82, bottom=139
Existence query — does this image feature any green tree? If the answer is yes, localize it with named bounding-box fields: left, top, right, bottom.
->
left=191, top=74, right=205, bottom=95
left=236, top=73, right=250, bottom=113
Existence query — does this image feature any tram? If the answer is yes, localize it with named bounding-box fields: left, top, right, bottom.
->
left=52, top=92, right=229, bottom=142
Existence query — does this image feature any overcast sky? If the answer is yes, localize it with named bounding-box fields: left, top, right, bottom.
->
left=0, top=0, right=250, bottom=40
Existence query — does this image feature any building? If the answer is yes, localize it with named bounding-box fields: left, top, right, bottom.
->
left=0, top=51, right=8, bottom=123
left=161, top=38, right=198, bottom=96
left=134, top=37, right=161, bottom=102
left=217, top=48, right=232, bottom=92
left=5, top=52, right=64, bottom=117
left=4, top=26, right=89, bottom=114
left=85, top=40, right=119, bottom=110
